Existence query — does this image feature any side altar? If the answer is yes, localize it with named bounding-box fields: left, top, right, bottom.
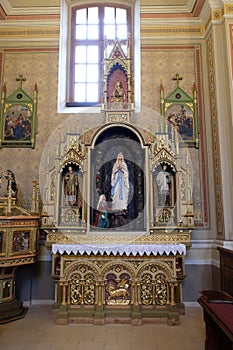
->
left=0, top=177, right=40, bottom=323
left=43, top=38, right=195, bottom=325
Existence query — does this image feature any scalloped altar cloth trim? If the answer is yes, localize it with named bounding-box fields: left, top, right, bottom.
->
left=52, top=243, right=186, bottom=256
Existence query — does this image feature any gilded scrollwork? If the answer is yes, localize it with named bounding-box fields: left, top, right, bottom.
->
left=61, top=208, right=80, bottom=224
left=70, top=271, right=95, bottom=305
left=140, top=272, right=167, bottom=306
left=156, top=208, right=174, bottom=224
left=140, top=273, right=153, bottom=305
left=154, top=273, right=167, bottom=305
left=70, top=273, right=82, bottom=304
left=46, top=232, right=192, bottom=246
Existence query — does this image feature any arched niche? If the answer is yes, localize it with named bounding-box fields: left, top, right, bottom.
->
left=108, top=65, right=128, bottom=103
left=89, top=125, right=146, bottom=231
left=153, top=162, right=176, bottom=208
left=59, top=162, right=83, bottom=226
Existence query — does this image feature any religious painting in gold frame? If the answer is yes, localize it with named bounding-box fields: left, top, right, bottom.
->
left=160, top=74, right=199, bottom=148
left=11, top=230, right=31, bottom=256
left=0, top=75, right=38, bottom=148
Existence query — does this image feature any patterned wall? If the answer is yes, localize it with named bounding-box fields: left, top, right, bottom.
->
left=141, top=45, right=208, bottom=227
left=0, top=45, right=208, bottom=226
left=0, top=49, right=67, bottom=204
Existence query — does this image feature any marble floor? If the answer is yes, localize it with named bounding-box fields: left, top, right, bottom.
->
left=0, top=304, right=206, bottom=350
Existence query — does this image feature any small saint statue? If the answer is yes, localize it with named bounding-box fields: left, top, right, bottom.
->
left=156, top=165, right=171, bottom=206
left=111, top=80, right=126, bottom=103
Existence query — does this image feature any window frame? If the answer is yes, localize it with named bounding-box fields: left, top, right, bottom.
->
left=57, top=0, right=140, bottom=114
left=67, top=3, right=132, bottom=107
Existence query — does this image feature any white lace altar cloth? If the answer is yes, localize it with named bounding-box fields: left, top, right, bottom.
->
left=52, top=243, right=186, bottom=256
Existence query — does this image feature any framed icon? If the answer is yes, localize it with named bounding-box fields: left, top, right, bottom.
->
left=160, top=74, right=199, bottom=148
left=0, top=75, right=38, bottom=148
left=11, top=230, right=31, bottom=255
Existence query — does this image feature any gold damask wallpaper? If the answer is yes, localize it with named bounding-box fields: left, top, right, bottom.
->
left=0, top=45, right=207, bottom=226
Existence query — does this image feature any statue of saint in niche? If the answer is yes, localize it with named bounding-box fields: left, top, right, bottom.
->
left=63, top=165, right=79, bottom=206
left=111, top=80, right=126, bottom=103
left=156, top=165, right=172, bottom=206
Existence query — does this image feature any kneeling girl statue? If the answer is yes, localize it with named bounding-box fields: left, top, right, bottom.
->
left=96, top=194, right=110, bottom=228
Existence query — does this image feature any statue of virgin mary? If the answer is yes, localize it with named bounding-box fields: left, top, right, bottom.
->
left=111, top=152, right=129, bottom=211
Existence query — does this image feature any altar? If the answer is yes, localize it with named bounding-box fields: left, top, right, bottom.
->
left=42, top=37, right=195, bottom=325
left=48, top=239, right=187, bottom=325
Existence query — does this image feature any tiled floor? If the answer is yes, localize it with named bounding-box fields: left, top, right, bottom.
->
left=0, top=304, right=205, bottom=350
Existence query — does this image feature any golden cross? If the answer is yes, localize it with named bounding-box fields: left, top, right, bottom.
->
left=172, top=73, right=183, bottom=86
left=16, top=74, right=26, bottom=88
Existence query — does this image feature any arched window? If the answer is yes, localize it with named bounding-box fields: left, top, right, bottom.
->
left=68, top=5, right=130, bottom=107
left=58, top=0, right=139, bottom=113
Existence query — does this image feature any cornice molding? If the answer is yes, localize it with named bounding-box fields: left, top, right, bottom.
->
left=0, top=0, right=60, bottom=16
left=208, top=0, right=223, bottom=9
left=140, top=0, right=197, bottom=14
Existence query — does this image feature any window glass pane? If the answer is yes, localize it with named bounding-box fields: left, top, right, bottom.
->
left=75, top=64, right=86, bottom=82
left=86, top=83, right=98, bottom=102
left=88, top=7, right=98, bottom=24
left=121, top=45, right=127, bottom=55
left=74, top=83, right=86, bottom=102
left=76, top=9, right=86, bottom=24
left=86, top=65, right=99, bottom=82
left=70, top=5, right=130, bottom=105
left=106, top=44, right=114, bottom=57
left=87, top=46, right=99, bottom=63
left=117, top=24, right=127, bottom=40
left=104, top=7, right=115, bottom=24
left=116, top=8, right=126, bottom=24
left=87, top=25, right=99, bottom=40
left=104, top=25, right=115, bottom=40
left=75, top=46, right=86, bottom=63
left=76, top=25, right=87, bottom=40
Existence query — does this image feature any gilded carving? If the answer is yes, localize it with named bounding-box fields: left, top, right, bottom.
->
left=70, top=270, right=95, bottom=305
left=0, top=256, right=36, bottom=266
left=156, top=208, right=174, bottom=224
left=140, top=272, right=167, bottom=306
left=106, top=280, right=130, bottom=305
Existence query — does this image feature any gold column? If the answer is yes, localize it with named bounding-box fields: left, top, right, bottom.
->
left=170, top=282, right=177, bottom=306
left=60, top=282, right=68, bottom=306
left=67, top=281, right=71, bottom=305
left=96, top=281, right=104, bottom=306
left=133, top=281, right=139, bottom=305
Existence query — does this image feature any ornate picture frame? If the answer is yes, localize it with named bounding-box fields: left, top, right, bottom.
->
left=11, top=230, right=31, bottom=255
left=0, top=75, right=38, bottom=148
left=160, top=74, right=199, bottom=148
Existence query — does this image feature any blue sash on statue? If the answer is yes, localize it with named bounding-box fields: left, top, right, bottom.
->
left=111, top=170, right=123, bottom=199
